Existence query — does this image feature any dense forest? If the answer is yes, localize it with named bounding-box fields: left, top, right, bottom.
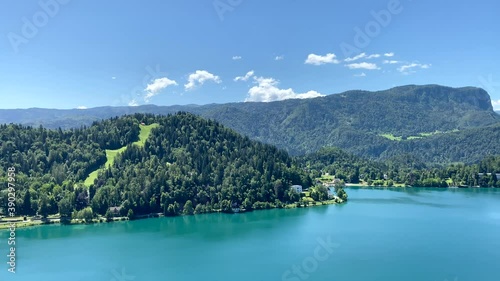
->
left=0, top=112, right=499, bottom=221
left=301, top=147, right=500, bottom=188
left=0, top=117, right=139, bottom=182
left=197, top=85, right=499, bottom=158
left=89, top=113, right=315, bottom=217
left=0, top=113, right=312, bottom=219
left=1, top=85, right=499, bottom=163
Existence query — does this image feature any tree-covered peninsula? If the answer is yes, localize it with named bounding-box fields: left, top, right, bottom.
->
left=0, top=113, right=341, bottom=223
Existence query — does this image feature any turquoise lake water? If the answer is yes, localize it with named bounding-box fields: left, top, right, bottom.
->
left=1, top=187, right=499, bottom=281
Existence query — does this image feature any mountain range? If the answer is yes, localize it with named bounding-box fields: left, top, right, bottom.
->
left=1, top=84, right=499, bottom=164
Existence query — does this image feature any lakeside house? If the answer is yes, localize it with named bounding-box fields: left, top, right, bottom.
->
left=232, top=203, right=240, bottom=213
left=327, top=187, right=336, bottom=198
left=108, top=206, right=122, bottom=216
left=478, top=173, right=500, bottom=180
left=291, top=185, right=303, bottom=193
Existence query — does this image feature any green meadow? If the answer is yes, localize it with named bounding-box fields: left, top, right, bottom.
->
left=84, top=123, right=159, bottom=186
left=379, top=129, right=459, bottom=141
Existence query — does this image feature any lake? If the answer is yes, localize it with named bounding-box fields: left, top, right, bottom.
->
left=1, top=187, right=500, bottom=281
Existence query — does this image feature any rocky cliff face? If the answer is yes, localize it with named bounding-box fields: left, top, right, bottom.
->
left=357, top=85, right=493, bottom=111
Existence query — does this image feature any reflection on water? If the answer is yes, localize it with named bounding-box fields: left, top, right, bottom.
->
left=1, top=188, right=499, bottom=281
left=348, top=196, right=453, bottom=208
left=489, top=212, right=500, bottom=220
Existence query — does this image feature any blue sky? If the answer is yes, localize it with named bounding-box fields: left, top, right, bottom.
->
left=0, top=0, right=499, bottom=110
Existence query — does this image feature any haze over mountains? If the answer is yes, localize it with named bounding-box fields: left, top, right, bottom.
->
left=1, top=85, right=499, bottom=164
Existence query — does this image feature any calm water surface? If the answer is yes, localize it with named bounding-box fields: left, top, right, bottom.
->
left=1, top=187, right=500, bottom=281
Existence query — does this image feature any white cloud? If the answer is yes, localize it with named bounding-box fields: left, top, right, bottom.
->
left=305, top=53, right=340, bottom=65
left=245, top=76, right=325, bottom=102
left=234, top=70, right=255, bottom=82
left=354, top=72, right=367, bottom=77
left=128, top=99, right=139, bottom=106
left=492, top=99, right=500, bottom=111
left=232, top=56, right=242, bottom=60
left=398, top=63, right=431, bottom=73
left=144, top=77, right=178, bottom=102
left=275, top=55, right=284, bottom=61
left=345, top=53, right=380, bottom=62
left=111, top=77, right=116, bottom=80
left=345, top=62, right=380, bottom=70
left=76, top=106, right=87, bottom=110
left=185, top=70, right=221, bottom=90
left=383, top=60, right=400, bottom=64
left=384, top=52, right=395, bottom=57
left=345, top=53, right=367, bottom=62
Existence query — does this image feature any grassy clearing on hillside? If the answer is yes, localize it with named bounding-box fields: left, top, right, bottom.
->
left=84, top=123, right=159, bottom=186
left=380, top=134, right=402, bottom=141
left=318, top=175, right=334, bottom=181
left=84, top=147, right=126, bottom=186
left=135, top=123, right=159, bottom=146
left=379, top=130, right=459, bottom=141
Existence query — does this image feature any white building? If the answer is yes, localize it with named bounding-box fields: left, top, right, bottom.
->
left=291, top=185, right=303, bottom=193
left=478, top=173, right=500, bottom=180
left=327, top=187, right=337, bottom=198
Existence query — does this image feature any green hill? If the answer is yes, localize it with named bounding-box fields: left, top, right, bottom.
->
left=196, top=85, right=499, bottom=156
left=0, top=113, right=310, bottom=218
left=1, top=85, right=499, bottom=163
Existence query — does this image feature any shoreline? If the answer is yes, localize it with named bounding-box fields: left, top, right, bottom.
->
left=3, top=186, right=496, bottom=231
left=345, top=183, right=488, bottom=188
left=0, top=199, right=343, bottom=231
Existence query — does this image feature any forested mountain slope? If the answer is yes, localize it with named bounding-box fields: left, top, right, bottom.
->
left=198, top=85, right=499, bottom=155
left=1, top=85, right=498, bottom=162
left=0, top=113, right=310, bottom=217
